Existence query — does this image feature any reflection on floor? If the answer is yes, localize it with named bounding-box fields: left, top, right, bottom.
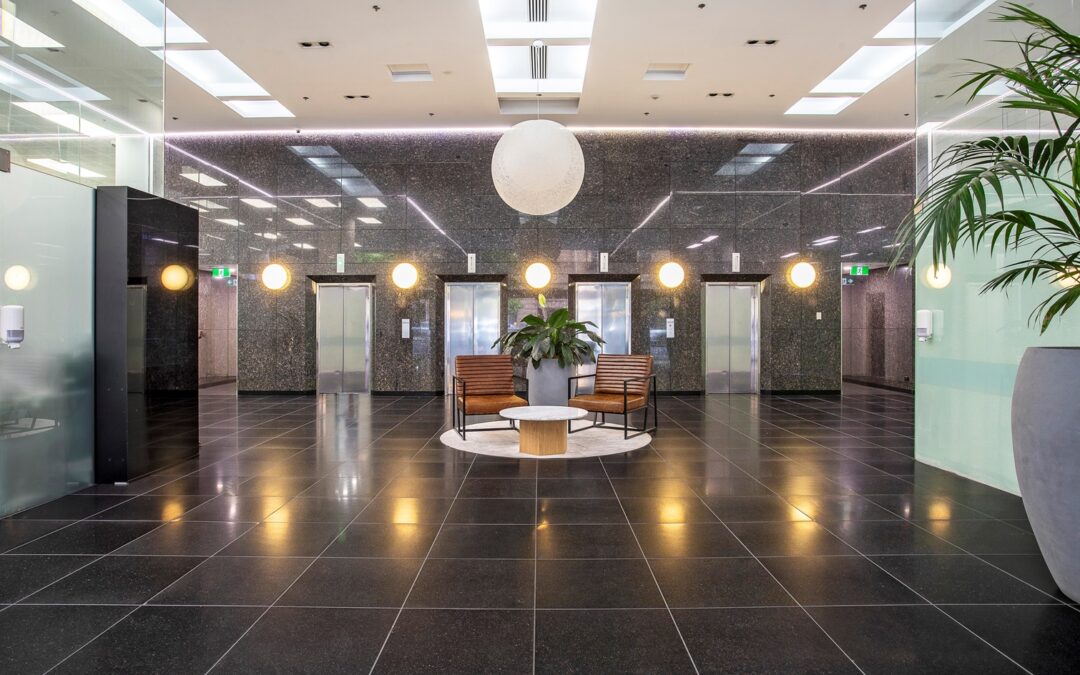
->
left=199, top=381, right=237, bottom=396
left=1, top=390, right=1077, bottom=672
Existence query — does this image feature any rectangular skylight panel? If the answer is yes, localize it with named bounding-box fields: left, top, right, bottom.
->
left=164, top=49, right=268, bottom=97
left=358, top=198, right=386, bottom=208
left=223, top=99, right=294, bottom=118
left=811, top=45, right=925, bottom=94
left=305, top=198, right=337, bottom=208
left=487, top=44, right=588, bottom=94
left=286, top=217, right=313, bottom=226
left=358, top=217, right=382, bottom=225
left=479, top=0, right=597, bottom=41
left=73, top=0, right=162, bottom=47
left=241, top=198, right=276, bottom=208
left=1, top=9, right=64, bottom=48
left=164, top=7, right=207, bottom=44
left=876, top=0, right=996, bottom=39
left=785, top=96, right=857, bottom=115
left=13, top=101, right=113, bottom=137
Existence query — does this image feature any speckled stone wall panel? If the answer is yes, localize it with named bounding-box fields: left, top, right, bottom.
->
left=165, top=130, right=914, bottom=393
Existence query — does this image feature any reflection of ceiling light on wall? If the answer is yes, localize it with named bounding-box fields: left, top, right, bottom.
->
left=223, top=99, right=295, bottom=118
left=305, top=198, right=337, bottom=208
left=180, top=170, right=226, bottom=187
left=841, top=252, right=859, bottom=258
left=191, top=199, right=226, bottom=209
left=785, top=97, right=858, bottom=115
left=701, top=235, right=718, bottom=242
left=164, top=49, right=268, bottom=97
left=254, top=232, right=278, bottom=240
left=4, top=265, right=32, bottom=291
left=27, top=157, right=105, bottom=178
left=292, top=242, right=314, bottom=249
left=811, top=45, right=927, bottom=94
left=358, top=217, right=381, bottom=225
left=13, top=102, right=113, bottom=137
left=686, top=243, right=702, bottom=249
left=241, top=198, right=276, bottom=208
left=358, top=197, right=386, bottom=208
left=215, top=218, right=242, bottom=226
left=780, top=252, right=799, bottom=259
left=812, top=235, right=839, bottom=246
left=285, top=217, right=313, bottom=225
left=1, top=9, right=64, bottom=48
left=73, top=1, right=206, bottom=47
left=857, top=226, right=885, bottom=234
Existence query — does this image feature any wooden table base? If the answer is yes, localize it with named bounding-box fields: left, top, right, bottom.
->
left=519, top=419, right=567, bottom=456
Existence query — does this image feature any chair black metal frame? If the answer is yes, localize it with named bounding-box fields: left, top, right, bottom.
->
left=452, top=374, right=529, bottom=440
left=567, top=373, right=658, bottom=439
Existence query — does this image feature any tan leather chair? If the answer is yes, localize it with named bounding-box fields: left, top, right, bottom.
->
left=567, top=354, right=657, bottom=438
left=452, top=355, right=528, bottom=440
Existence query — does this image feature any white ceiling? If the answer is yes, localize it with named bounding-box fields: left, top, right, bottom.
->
left=160, top=0, right=920, bottom=132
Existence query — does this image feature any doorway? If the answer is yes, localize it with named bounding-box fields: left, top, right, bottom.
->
left=444, top=282, right=501, bottom=393
left=316, top=283, right=374, bottom=394
left=197, top=269, right=237, bottom=394
left=703, top=282, right=760, bottom=394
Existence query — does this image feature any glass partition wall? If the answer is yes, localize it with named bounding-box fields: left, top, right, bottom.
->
left=913, top=0, right=1080, bottom=492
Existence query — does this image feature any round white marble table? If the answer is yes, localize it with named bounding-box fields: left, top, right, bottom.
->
left=500, top=406, right=589, bottom=456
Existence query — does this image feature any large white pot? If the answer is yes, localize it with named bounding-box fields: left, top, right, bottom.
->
left=1012, top=346, right=1080, bottom=602
left=526, top=360, right=573, bottom=406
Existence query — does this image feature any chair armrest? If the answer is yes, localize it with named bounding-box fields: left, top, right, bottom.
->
left=452, top=375, right=465, bottom=400
left=623, top=374, right=658, bottom=400
left=567, top=372, right=596, bottom=399
left=567, top=374, right=597, bottom=382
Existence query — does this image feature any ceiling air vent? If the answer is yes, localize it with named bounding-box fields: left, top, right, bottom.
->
left=388, top=64, right=433, bottom=82
left=499, top=97, right=578, bottom=115
left=529, top=0, right=548, bottom=22
left=644, top=63, right=690, bottom=81
left=530, top=43, right=548, bottom=79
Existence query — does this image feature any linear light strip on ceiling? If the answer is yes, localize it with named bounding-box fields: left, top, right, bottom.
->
left=160, top=125, right=913, bottom=138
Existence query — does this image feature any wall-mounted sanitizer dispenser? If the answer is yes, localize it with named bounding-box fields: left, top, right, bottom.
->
left=1, top=305, right=24, bottom=348
left=916, top=309, right=933, bottom=342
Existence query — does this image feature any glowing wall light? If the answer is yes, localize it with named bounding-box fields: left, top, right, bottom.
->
left=392, top=262, right=419, bottom=289
left=924, top=264, right=952, bottom=289
left=524, top=262, right=552, bottom=289
left=262, top=263, right=290, bottom=290
left=3, top=265, right=31, bottom=291
left=658, top=261, right=685, bottom=289
left=788, top=261, right=817, bottom=288
left=159, top=264, right=192, bottom=291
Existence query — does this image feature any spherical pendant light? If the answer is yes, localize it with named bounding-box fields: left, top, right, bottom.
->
left=491, top=119, right=584, bottom=215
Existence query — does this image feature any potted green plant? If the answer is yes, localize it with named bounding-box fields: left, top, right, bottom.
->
left=895, top=4, right=1080, bottom=601
left=493, top=294, right=604, bottom=406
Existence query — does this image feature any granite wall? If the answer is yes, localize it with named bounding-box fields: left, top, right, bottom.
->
left=842, top=266, right=915, bottom=389
left=164, top=130, right=915, bottom=393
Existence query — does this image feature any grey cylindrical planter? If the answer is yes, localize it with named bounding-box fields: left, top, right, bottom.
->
left=1012, top=346, right=1080, bottom=602
left=527, top=360, right=573, bottom=406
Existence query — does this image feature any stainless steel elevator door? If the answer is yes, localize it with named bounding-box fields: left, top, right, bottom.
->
left=317, top=284, right=373, bottom=393
left=574, top=282, right=632, bottom=392
left=444, top=283, right=501, bottom=393
left=704, top=283, right=760, bottom=394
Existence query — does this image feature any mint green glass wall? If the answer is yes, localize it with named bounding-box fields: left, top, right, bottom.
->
left=914, top=0, right=1080, bottom=493
left=0, top=165, right=95, bottom=516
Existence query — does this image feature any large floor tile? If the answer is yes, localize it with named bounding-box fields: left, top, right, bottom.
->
left=22, top=555, right=205, bottom=605
left=535, top=609, right=695, bottom=674
left=0, top=555, right=97, bottom=604
left=536, top=558, right=664, bottom=608
left=11, top=521, right=163, bottom=555
left=942, top=604, right=1080, bottom=672
left=761, top=555, right=925, bottom=606
left=278, top=557, right=422, bottom=607
left=323, top=523, right=440, bottom=558
left=0, top=605, right=131, bottom=673
left=873, top=555, right=1058, bottom=604
left=152, top=556, right=312, bottom=606
left=373, top=609, right=532, bottom=673
left=407, top=558, right=534, bottom=609
left=650, top=557, right=794, bottom=608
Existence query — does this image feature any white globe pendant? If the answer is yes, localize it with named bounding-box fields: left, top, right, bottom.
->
left=491, top=119, right=584, bottom=215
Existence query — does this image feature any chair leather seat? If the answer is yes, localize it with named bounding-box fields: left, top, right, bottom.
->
left=458, top=394, right=528, bottom=414
left=568, top=393, right=647, bottom=414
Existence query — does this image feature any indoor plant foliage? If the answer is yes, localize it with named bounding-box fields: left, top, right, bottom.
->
left=896, top=4, right=1080, bottom=602
left=493, top=294, right=604, bottom=405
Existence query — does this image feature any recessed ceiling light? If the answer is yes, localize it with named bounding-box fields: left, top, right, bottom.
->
left=164, top=49, right=269, bottom=97
left=358, top=197, right=386, bottom=208
left=27, top=157, right=104, bottom=178
left=286, top=217, right=313, bottom=226
left=487, top=44, right=589, bottom=94
left=358, top=217, right=381, bottom=225
left=223, top=100, right=294, bottom=118
left=478, top=0, right=597, bottom=41
left=180, top=170, right=226, bottom=187
left=13, top=102, right=113, bottom=137
left=644, top=63, right=690, bottom=81
left=73, top=1, right=206, bottom=47
left=811, top=45, right=927, bottom=94
left=215, top=218, right=242, bottom=226
left=785, top=97, right=858, bottom=115
left=241, top=198, right=275, bottom=208
left=701, top=235, right=718, bottom=242
left=857, top=226, right=885, bottom=234
left=1, top=8, right=64, bottom=48
left=388, top=64, right=433, bottom=82
left=305, top=198, right=337, bottom=208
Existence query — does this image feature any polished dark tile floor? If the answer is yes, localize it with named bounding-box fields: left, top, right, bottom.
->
left=2, top=390, right=1078, bottom=673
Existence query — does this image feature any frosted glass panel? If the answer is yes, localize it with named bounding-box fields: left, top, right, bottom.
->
left=0, top=165, right=95, bottom=516
left=914, top=0, right=1080, bottom=493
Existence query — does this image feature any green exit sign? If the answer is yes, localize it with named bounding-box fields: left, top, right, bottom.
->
left=211, top=267, right=232, bottom=278
left=849, top=265, right=870, bottom=276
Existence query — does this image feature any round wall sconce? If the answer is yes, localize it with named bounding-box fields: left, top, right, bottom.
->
left=392, top=262, right=419, bottom=289
left=262, top=263, right=290, bottom=290
left=787, top=261, right=816, bottom=289
left=3, top=265, right=31, bottom=291
left=924, top=264, right=952, bottom=289
left=160, top=264, right=193, bottom=291
left=524, top=262, right=552, bottom=289
left=658, top=261, right=685, bottom=289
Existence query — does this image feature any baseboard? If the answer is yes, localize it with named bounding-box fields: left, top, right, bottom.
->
left=841, top=376, right=915, bottom=394
left=760, top=389, right=842, bottom=395
left=237, top=390, right=315, bottom=395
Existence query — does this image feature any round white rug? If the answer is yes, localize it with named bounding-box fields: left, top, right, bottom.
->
left=439, top=420, right=652, bottom=459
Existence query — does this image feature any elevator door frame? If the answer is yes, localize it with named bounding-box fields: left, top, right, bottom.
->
left=443, top=282, right=502, bottom=394
left=316, top=283, right=374, bottom=394
left=703, top=282, right=761, bottom=394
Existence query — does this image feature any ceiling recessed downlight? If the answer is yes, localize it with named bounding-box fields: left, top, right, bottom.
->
left=223, top=100, right=294, bottom=118
left=785, top=97, right=858, bottom=115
